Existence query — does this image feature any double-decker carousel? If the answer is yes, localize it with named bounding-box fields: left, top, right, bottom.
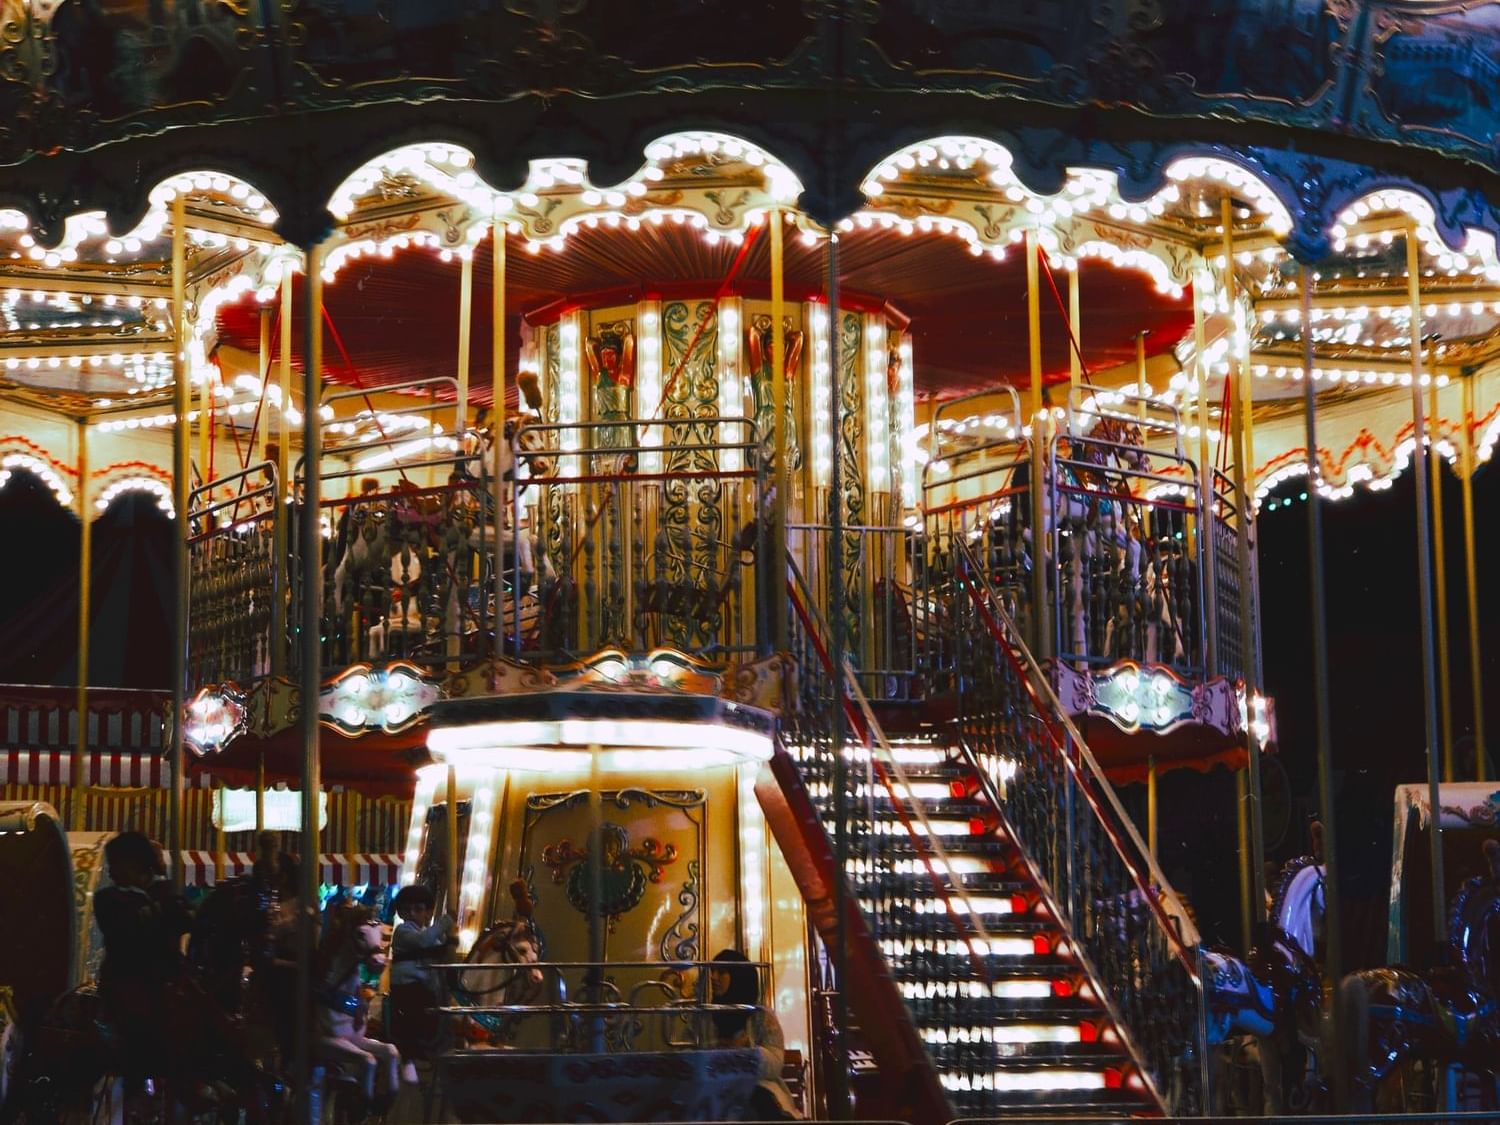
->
left=0, top=3, right=1497, bottom=1122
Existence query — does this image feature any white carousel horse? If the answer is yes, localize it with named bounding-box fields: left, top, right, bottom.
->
left=314, top=902, right=406, bottom=1107
left=332, top=504, right=389, bottom=620
left=450, top=881, right=546, bottom=1046
left=1205, top=849, right=1328, bottom=1113
left=367, top=538, right=425, bottom=658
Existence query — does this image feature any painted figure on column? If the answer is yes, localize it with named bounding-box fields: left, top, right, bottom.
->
left=746, top=315, right=804, bottom=472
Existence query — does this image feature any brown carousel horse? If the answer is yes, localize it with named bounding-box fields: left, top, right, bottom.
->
left=1335, top=838, right=1500, bottom=1111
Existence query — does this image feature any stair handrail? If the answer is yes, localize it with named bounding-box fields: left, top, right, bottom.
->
left=951, top=535, right=1209, bottom=1115
left=785, top=558, right=1000, bottom=985
left=954, top=535, right=1201, bottom=955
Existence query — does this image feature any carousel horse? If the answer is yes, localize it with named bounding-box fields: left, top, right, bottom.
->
left=1034, top=417, right=1148, bottom=663
left=451, top=881, right=546, bottom=1046
left=1334, top=838, right=1500, bottom=1112
left=1202, top=847, right=1328, bottom=1113
left=368, top=525, right=427, bottom=657
left=332, top=502, right=391, bottom=621
left=315, top=902, right=406, bottom=1109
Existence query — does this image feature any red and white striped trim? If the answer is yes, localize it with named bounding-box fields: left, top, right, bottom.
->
left=171, top=852, right=404, bottom=887
left=0, top=749, right=184, bottom=787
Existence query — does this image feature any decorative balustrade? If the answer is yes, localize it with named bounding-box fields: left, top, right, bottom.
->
left=510, top=418, right=768, bottom=664
left=188, top=463, right=283, bottom=689
left=920, top=414, right=1244, bottom=687
left=943, top=535, right=1208, bottom=1116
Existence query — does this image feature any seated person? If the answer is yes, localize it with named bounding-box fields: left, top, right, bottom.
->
left=709, top=949, right=801, bottom=1120
left=388, top=884, right=457, bottom=1067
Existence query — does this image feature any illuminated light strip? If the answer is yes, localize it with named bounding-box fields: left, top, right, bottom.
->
left=1253, top=434, right=1462, bottom=507
left=739, top=762, right=767, bottom=957
left=718, top=296, right=744, bottom=471
left=907, top=896, right=1016, bottom=915
left=96, top=476, right=173, bottom=517
left=1, top=452, right=74, bottom=506
left=881, top=937, right=1036, bottom=958
left=456, top=774, right=498, bottom=953
left=557, top=311, right=582, bottom=479
left=398, top=767, right=443, bottom=888
left=808, top=302, right=833, bottom=487
left=864, top=314, right=891, bottom=493
left=900, top=980, right=1049, bottom=999
left=636, top=300, right=663, bottom=472
left=940, top=1071, right=1107, bottom=1093
left=925, top=1025, right=1080, bottom=1050
left=897, top=333, right=917, bottom=508
left=428, top=718, right=772, bottom=761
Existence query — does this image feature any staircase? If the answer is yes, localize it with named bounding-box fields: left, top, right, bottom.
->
left=764, top=551, right=1207, bottom=1122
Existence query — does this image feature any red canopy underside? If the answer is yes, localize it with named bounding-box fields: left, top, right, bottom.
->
left=1079, top=718, right=1251, bottom=786
left=188, top=726, right=430, bottom=798
left=217, top=224, right=1192, bottom=404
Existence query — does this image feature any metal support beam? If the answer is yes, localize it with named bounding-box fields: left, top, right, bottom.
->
left=1302, top=267, right=1343, bottom=1093
left=1407, top=227, right=1447, bottom=949
left=1068, top=266, right=1082, bottom=395
left=1025, top=228, right=1050, bottom=659
left=1430, top=372, right=1454, bottom=781
left=827, top=231, right=851, bottom=1123
left=1460, top=371, right=1487, bottom=780
left=169, top=193, right=189, bottom=891
left=456, top=250, right=474, bottom=424
left=73, top=419, right=90, bottom=830
left=1223, top=199, right=1265, bottom=924
left=294, top=241, right=325, bottom=1113
left=771, top=208, right=789, bottom=653
left=491, top=219, right=507, bottom=659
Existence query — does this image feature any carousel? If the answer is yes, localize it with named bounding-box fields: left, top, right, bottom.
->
left=0, top=2, right=1497, bottom=1122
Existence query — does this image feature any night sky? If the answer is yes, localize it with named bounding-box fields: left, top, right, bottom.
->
left=1, top=455, right=1494, bottom=966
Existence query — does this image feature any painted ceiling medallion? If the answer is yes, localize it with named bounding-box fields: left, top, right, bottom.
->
left=183, top=684, right=249, bottom=756
left=321, top=661, right=444, bottom=736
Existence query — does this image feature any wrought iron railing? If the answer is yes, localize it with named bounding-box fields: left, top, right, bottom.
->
left=187, top=462, right=283, bottom=688
left=920, top=423, right=1237, bottom=684
left=432, top=958, right=769, bottom=1053
left=512, top=418, right=766, bottom=663
left=1049, top=436, right=1206, bottom=678
left=943, top=534, right=1208, bottom=1116
left=787, top=524, right=918, bottom=700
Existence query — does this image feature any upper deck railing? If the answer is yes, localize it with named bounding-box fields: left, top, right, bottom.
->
left=184, top=406, right=1248, bottom=712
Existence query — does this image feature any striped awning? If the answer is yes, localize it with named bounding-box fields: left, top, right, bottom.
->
left=172, top=851, right=404, bottom=887
left=0, top=748, right=178, bottom=787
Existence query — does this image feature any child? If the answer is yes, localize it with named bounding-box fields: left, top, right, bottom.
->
left=709, top=949, right=801, bottom=1120
left=388, top=884, right=456, bottom=1071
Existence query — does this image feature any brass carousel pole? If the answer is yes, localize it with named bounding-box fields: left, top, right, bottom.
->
left=827, top=228, right=852, bottom=1121
left=1460, top=371, right=1487, bottom=780
left=1429, top=370, right=1454, bottom=780
left=1223, top=199, right=1265, bottom=923
left=771, top=207, right=789, bottom=652
left=1025, top=228, right=1050, bottom=658
left=1407, top=225, right=1447, bottom=948
left=272, top=272, right=292, bottom=682
left=258, top=305, right=271, bottom=832
left=457, top=250, right=474, bottom=424
left=1301, top=266, right=1343, bottom=1066
left=73, top=420, right=90, bottom=830
left=295, top=241, right=326, bottom=1108
left=170, top=192, right=190, bottom=890
left=1068, top=265, right=1082, bottom=397
left=491, top=217, right=507, bottom=658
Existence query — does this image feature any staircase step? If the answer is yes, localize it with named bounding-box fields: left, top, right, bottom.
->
left=906, top=995, right=1107, bottom=1023
left=875, top=914, right=1055, bottom=940
left=893, top=957, right=1080, bottom=982
left=929, top=1041, right=1134, bottom=1068
left=947, top=1088, right=1155, bottom=1116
